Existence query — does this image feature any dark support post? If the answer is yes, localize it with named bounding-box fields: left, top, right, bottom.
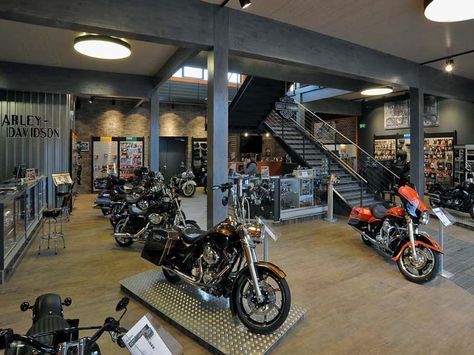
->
left=409, top=87, right=425, bottom=197
left=150, top=89, right=160, bottom=172
left=207, top=8, right=229, bottom=228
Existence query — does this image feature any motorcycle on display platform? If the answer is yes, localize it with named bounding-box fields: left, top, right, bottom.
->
left=113, top=185, right=200, bottom=247
left=429, top=167, right=474, bottom=218
left=0, top=294, right=129, bottom=355
left=348, top=184, right=442, bottom=284
left=170, top=170, right=197, bottom=197
left=141, top=181, right=291, bottom=334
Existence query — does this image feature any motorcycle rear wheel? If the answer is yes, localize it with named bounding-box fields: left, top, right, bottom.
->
left=396, top=244, right=439, bottom=284
left=114, top=218, right=134, bottom=247
left=233, top=267, right=291, bottom=334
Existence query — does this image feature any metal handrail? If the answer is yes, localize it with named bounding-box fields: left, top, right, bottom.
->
left=296, top=102, right=400, bottom=180
left=266, top=111, right=369, bottom=184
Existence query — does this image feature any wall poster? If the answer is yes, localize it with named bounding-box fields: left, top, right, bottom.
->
left=424, top=95, right=439, bottom=127
left=384, top=100, right=410, bottom=130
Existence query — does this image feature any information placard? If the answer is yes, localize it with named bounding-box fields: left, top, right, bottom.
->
left=432, top=207, right=456, bottom=227
left=123, top=315, right=172, bottom=355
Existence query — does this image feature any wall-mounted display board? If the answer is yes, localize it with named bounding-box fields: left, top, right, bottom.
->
left=373, top=137, right=397, bottom=161
left=383, top=95, right=439, bottom=130
left=424, top=133, right=455, bottom=188
left=119, top=138, right=144, bottom=179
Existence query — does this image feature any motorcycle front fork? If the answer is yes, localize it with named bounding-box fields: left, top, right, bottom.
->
left=241, top=233, right=264, bottom=302
left=406, top=216, right=419, bottom=260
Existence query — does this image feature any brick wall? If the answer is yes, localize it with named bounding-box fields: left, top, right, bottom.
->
left=75, top=99, right=207, bottom=192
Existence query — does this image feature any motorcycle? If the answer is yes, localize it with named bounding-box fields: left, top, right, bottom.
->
left=141, top=181, right=291, bottom=334
left=170, top=170, right=197, bottom=197
left=113, top=186, right=199, bottom=247
left=348, top=184, right=442, bottom=284
left=429, top=167, right=474, bottom=218
left=0, top=294, right=129, bottom=354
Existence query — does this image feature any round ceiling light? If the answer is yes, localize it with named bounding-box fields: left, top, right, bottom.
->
left=360, top=87, right=394, bottom=96
left=74, top=35, right=131, bottom=60
left=424, top=0, right=474, bottom=23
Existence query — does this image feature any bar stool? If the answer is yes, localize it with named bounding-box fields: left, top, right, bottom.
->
left=38, top=193, right=71, bottom=255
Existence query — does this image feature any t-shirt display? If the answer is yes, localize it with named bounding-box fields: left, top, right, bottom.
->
left=424, top=137, right=454, bottom=187
left=120, top=140, right=144, bottom=178
left=374, top=138, right=396, bottom=161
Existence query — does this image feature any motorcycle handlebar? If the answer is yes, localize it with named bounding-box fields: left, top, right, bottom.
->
left=212, top=182, right=233, bottom=191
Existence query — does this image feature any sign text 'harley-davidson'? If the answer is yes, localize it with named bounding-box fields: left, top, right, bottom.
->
left=1, top=114, right=60, bottom=138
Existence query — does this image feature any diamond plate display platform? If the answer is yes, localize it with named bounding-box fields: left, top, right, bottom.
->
left=120, top=269, right=305, bottom=355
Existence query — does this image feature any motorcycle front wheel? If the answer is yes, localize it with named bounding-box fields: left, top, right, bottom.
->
left=233, top=266, right=291, bottom=334
left=183, top=183, right=196, bottom=197
left=396, top=244, right=439, bottom=284
left=114, top=218, right=135, bottom=247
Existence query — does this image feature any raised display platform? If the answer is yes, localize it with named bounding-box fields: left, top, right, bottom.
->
left=120, top=269, right=305, bottom=355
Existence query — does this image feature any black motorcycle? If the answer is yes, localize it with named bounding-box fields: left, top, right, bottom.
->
left=141, top=181, right=291, bottom=334
left=0, top=294, right=129, bottom=354
left=429, top=167, right=474, bottom=218
left=113, top=186, right=199, bottom=247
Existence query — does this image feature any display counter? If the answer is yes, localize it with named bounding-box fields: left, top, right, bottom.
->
left=0, top=176, right=47, bottom=283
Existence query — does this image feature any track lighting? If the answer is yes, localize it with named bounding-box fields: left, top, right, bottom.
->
left=244, top=132, right=249, bottom=137
left=239, top=0, right=251, bottom=9
left=360, top=87, right=393, bottom=96
left=424, top=0, right=474, bottom=23
left=88, top=96, right=95, bottom=103
left=444, top=58, right=454, bottom=73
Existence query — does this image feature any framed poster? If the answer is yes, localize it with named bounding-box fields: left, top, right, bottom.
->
left=424, top=95, right=439, bottom=127
left=78, top=141, right=90, bottom=152
left=384, top=100, right=409, bottom=130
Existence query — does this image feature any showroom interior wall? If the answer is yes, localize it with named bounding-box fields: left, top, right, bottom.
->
left=0, top=89, right=74, bottom=204
left=359, top=96, right=474, bottom=154
left=75, top=99, right=207, bottom=191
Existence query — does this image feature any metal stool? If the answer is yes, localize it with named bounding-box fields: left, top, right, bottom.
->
left=39, top=209, right=65, bottom=255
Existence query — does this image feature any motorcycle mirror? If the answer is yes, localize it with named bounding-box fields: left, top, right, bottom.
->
left=115, top=297, right=129, bottom=312
left=222, top=196, right=228, bottom=206
left=20, top=302, right=30, bottom=312
left=63, top=297, right=72, bottom=307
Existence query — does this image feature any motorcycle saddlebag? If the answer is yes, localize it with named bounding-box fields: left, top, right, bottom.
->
left=348, top=207, right=372, bottom=225
left=141, top=229, right=179, bottom=266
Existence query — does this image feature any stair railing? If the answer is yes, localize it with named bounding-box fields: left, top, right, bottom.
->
left=266, top=102, right=401, bottom=204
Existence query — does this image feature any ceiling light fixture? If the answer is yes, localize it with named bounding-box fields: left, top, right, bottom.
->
left=244, top=132, right=249, bottom=137
left=88, top=96, right=95, bottom=103
left=424, top=0, right=474, bottom=23
left=265, top=132, right=270, bottom=137
left=444, top=58, right=454, bottom=72
left=360, top=87, right=394, bottom=96
left=74, top=35, right=131, bottom=60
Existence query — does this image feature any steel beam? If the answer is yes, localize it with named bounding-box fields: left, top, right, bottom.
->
left=153, top=48, right=200, bottom=89
left=409, top=87, right=425, bottom=197
left=304, top=98, right=362, bottom=116
left=0, top=61, right=153, bottom=98
left=301, top=88, right=351, bottom=103
left=149, top=89, right=160, bottom=172
left=207, top=8, right=229, bottom=229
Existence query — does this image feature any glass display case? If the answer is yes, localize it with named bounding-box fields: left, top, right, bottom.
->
left=1, top=177, right=47, bottom=283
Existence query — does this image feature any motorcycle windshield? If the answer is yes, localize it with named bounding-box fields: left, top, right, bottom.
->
left=398, top=185, right=427, bottom=212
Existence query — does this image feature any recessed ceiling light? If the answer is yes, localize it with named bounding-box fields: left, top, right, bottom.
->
left=360, top=87, right=393, bottom=96
left=444, top=58, right=454, bottom=72
left=424, top=0, right=474, bottom=23
left=74, top=35, right=131, bottom=60
left=239, top=0, right=252, bottom=9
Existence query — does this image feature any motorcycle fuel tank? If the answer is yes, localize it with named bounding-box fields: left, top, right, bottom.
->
left=348, top=207, right=373, bottom=223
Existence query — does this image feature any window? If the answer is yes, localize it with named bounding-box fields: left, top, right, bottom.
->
left=172, top=68, right=183, bottom=78
left=183, top=66, right=204, bottom=79
left=228, top=72, right=240, bottom=84
left=203, top=69, right=208, bottom=81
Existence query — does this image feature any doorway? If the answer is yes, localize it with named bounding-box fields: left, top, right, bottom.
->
left=159, top=136, right=188, bottom=181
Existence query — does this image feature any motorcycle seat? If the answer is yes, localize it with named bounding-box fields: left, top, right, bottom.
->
left=130, top=205, right=145, bottom=215
left=180, top=227, right=208, bottom=243
left=371, top=204, right=387, bottom=219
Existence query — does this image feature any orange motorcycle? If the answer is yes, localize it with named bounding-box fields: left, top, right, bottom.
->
left=348, top=185, right=442, bottom=283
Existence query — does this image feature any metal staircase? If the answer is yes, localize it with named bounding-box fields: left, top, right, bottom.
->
left=264, top=102, right=400, bottom=209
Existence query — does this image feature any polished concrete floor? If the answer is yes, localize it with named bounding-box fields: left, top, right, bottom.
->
left=1, top=191, right=474, bottom=354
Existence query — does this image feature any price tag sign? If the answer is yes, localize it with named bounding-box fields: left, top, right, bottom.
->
left=432, top=207, right=456, bottom=227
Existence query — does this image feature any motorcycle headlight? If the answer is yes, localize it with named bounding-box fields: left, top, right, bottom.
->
left=247, top=223, right=264, bottom=243
left=148, top=213, right=162, bottom=225
left=420, top=211, right=430, bottom=225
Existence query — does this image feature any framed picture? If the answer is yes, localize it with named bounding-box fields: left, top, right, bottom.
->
left=384, top=100, right=410, bottom=130
left=78, top=141, right=90, bottom=152
left=424, top=95, right=439, bottom=127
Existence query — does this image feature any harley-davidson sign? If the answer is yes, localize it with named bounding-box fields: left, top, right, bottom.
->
left=1, top=114, right=60, bottom=138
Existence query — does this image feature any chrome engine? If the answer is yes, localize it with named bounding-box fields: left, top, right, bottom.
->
left=376, top=219, right=398, bottom=252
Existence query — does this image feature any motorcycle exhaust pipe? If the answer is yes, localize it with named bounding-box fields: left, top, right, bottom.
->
left=114, top=226, right=147, bottom=239
left=162, top=265, right=201, bottom=285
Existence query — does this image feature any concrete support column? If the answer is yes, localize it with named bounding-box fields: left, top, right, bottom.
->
left=207, top=8, right=229, bottom=228
left=149, top=89, right=160, bottom=172
left=409, top=87, right=425, bottom=197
